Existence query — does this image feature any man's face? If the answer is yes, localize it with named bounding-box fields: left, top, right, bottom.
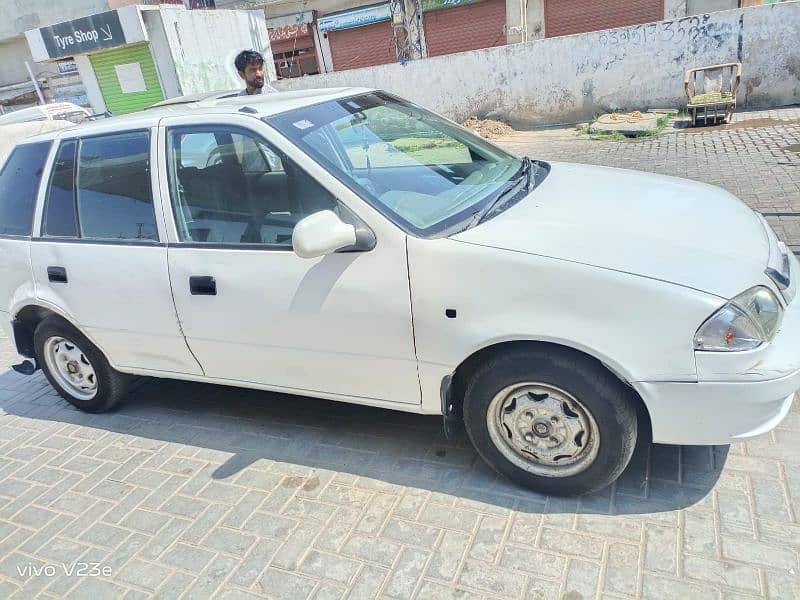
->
left=240, top=61, right=265, bottom=90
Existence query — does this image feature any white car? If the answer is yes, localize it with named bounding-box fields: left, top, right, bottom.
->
left=0, top=102, right=92, bottom=126
left=0, top=88, right=797, bottom=495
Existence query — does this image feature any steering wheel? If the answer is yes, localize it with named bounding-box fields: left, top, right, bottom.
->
left=205, top=147, right=225, bottom=168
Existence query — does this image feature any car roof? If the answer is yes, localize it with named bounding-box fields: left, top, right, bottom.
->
left=20, top=87, right=375, bottom=144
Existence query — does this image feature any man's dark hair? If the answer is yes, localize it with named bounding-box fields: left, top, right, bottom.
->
left=235, top=50, right=264, bottom=73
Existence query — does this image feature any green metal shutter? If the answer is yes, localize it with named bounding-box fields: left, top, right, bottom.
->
left=89, top=43, right=164, bottom=115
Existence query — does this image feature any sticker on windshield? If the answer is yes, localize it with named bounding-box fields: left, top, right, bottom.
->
left=346, top=101, right=362, bottom=110
left=292, top=119, right=314, bottom=130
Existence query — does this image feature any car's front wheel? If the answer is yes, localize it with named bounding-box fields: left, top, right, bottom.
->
left=463, top=346, right=638, bottom=496
left=35, top=316, right=128, bottom=413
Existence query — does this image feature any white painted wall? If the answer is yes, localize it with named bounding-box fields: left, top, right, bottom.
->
left=74, top=54, right=107, bottom=114
left=665, top=0, right=688, bottom=20
left=141, top=9, right=183, bottom=99
left=274, top=2, right=800, bottom=126
left=0, top=37, right=37, bottom=86
left=159, top=7, right=275, bottom=96
left=688, top=0, right=738, bottom=16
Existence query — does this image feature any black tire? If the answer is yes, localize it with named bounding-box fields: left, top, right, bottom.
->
left=463, top=346, right=637, bottom=496
left=34, top=315, right=129, bottom=413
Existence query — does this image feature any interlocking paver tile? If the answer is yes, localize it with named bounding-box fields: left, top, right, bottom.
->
left=162, top=541, right=216, bottom=572
left=457, top=559, right=526, bottom=598
left=258, top=567, right=316, bottom=599
left=299, top=550, right=360, bottom=585
left=341, top=533, right=401, bottom=567
left=201, top=526, right=257, bottom=557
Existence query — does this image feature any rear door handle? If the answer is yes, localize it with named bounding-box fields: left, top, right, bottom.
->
left=189, top=276, right=216, bottom=295
left=47, top=266, right=67, bottom=283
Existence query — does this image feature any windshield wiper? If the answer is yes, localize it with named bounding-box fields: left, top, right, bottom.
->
left=468, top=156, right=534, bottom=227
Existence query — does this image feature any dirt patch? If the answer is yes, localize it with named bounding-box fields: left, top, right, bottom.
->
left=784, top=143, right=800, bottom=153
left=461, top=116, right=514, bottom=139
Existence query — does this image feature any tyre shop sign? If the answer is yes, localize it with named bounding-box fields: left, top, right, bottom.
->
left=39, top=11, right=126, bottom=59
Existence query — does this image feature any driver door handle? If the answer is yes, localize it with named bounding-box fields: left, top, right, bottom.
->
left=189, top=276, right=216, bottom=296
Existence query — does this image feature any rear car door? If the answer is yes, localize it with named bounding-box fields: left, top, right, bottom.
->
left=158, top=115, right=420, bottom=404
left=29, top=129, right=201, bottom=375
left=0, top=141, right=52, bottom=340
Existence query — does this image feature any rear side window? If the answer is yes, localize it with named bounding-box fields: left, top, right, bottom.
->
left=76, top=131, right=158, bottom=241
left=43, top=140, right=78, bottom=237
left=0, top=142, right=51, bottom=236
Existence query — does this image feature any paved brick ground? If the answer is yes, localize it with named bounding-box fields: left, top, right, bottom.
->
left=0, top=108, right=798, bottom=599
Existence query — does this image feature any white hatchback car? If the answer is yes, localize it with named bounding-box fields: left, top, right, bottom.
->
left=0, top=88, right=797, bottom=495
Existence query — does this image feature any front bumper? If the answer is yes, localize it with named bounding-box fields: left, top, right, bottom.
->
left=639, top=258, right=800, bottom=445
left=638, top=375, right=797, bottom=445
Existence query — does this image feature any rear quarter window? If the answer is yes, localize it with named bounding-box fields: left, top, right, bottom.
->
left=0, top=141, right=52, bottom=236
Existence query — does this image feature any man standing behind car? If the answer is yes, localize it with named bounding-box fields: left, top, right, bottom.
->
left=236, top=50, right=277, bottom=96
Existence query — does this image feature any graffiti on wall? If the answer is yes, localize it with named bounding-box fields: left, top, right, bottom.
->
left=596, top=15, right=735, bottom=55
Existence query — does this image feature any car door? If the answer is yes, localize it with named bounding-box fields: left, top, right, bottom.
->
left=29, top=128, right=202, bottom=375
left=158, top=115, right=420, bottom=405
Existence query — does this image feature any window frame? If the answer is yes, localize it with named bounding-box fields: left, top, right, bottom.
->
left=164, top=122, right=334, bottom=251
left=40, top=139, right=79, bottom=239
left=36, top=129, right=162, bottom=245
left=0, top=140, right=53, bottom=240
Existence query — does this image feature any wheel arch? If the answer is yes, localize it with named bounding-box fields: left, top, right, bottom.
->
left=12, top=303, right=89, bottom=361
left=446, top=339, right=653, bottom=441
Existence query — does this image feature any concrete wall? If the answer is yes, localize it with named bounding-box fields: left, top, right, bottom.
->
left=665, top=0, right=688, bottom=19
left=0, top=37, right=36, bottom=85
left=274, top=2, right=800, bottom=126
left=159, top=8, right=275, bottom=96
left=688, top=0, right=738, bottom=15
left=0, top=1, right=111, bottom=41
left=141, top=9, right=183, bottom=99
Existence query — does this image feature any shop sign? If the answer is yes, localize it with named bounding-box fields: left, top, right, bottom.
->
left=57, top=61, right=79, bottom=74
left=38, top=11, right=126, bottom=59
left=269, top=23, right=310, bottom=41
left=422, top=0, right=481, bottom=10
left=317, top=4, right=391, bottom=32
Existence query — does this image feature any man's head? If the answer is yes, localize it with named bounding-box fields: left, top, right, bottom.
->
left=235, top=50, right=265, bottom=92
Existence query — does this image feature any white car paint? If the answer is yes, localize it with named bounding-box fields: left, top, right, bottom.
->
left=0, top=87, right=797, bottom=447
left=454, top=162, right=770, bottom=300
left=0, top=103, right=91, bottom=126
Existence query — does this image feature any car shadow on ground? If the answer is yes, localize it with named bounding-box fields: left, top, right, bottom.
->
left=0, top=370, right=728, bottom=516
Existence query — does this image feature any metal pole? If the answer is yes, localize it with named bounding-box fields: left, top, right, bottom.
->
left=25, top=62, right=45, bottom=105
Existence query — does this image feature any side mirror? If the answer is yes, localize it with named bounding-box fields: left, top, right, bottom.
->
left=293, top=210, right=374, bottom=259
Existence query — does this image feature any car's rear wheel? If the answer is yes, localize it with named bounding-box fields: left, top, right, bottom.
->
left=463, top=346, right=638, bottom=496
left=35, top=316, right=128, bottom=413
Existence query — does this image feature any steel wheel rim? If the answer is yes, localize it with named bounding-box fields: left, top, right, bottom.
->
left=43, top=336, right=98, bottom=401
left=486, top=382, right=600, bottom=478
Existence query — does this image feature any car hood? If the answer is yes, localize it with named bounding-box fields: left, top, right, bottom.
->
left=452, top=162, right=769, bottom=299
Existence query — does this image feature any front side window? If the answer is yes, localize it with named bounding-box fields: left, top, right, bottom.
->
left=0, top=141, right=51, bottom=236
left=267, top=92, right=545, bottom=237
left=166, top=126, right=336, bottom=246
left=76, top=131, right=158, bottom=241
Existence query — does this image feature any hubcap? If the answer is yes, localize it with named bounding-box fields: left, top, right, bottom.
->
left=486, top=382, right=600, bottom=478
left=43, top=337, right=98, bottom=401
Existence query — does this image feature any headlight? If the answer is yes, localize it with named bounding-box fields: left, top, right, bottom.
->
left=694, top=286, right=783, bottom=351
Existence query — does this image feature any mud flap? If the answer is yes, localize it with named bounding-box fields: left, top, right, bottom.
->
left=441, top=375, right=463, bottom=440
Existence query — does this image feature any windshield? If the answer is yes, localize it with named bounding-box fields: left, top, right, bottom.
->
left=266, top=92, right=546, bottom=237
